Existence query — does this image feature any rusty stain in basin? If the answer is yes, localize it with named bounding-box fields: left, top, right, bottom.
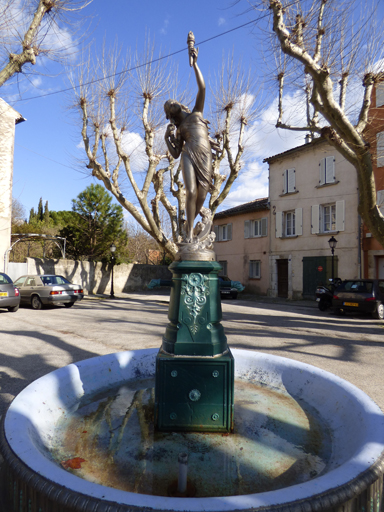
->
left=51, top=378, right=332, bottom=497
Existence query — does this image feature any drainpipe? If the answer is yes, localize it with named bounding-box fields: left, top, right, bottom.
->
left=357, top=189, right=362, bottom=279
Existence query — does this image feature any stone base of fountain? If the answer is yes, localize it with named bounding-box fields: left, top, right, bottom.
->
left=1, top=349, right=384, bottom=512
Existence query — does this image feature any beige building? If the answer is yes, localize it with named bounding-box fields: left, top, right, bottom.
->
left=265, top=137, right=359, bottom=299
left=213, top=198, right=270, bottom=294
left=0, top=98, right=24, bottom=272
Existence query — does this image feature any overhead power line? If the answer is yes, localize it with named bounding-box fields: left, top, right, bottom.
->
left=8, top=16, right=265, bottom=105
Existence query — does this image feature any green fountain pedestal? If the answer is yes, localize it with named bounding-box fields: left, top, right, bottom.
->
left=155, top=260, right=234, bottom=433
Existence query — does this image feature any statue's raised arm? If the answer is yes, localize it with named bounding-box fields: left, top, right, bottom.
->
left=188, top=32, right=205, bottom=114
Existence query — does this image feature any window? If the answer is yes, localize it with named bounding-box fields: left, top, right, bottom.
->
left=319, top=157, right=336, bottom=185
left=0, top=274, right=12, bottom=285
left=377, top=133, right=384, bottom=167
left=283, top=168, right=296, bottom=194
left=249, top=260, right=261, bottom=278
left=275, top=208, right=302, bottom=238
left=311, top=201, right=345, bottom=234
left=285, top=211, right=295, bottom=236
left=214, top=223, right=232, bottom=241
left=41, top=275, right=70, bottom=285
left=244, top=218, right=268, bottom=238
left=218, top=261, right=227, bottom=276
left=322, top=204, right=336, bottom=232
left=377, top=190, right=384, bottom=215
left=343, top=281, right=373, bottom=293
left=377, top=82, right=384, bottom=107
left=13, top=276, right=26, bottom=286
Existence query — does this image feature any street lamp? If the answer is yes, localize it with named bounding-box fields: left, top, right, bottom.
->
left=110, top=243, right=116, bottom=299
left=328, top=236, right=338, bottom=287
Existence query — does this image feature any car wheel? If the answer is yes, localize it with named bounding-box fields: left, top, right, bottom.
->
left=318, top=298, right=327, bottom=311
left=64, top=302, right=75, bottom=308
left=335, top=308, right=345, bottom=316
left=7, top=304, right=19, bottom=313
left=231, top=291, right=238, bottom=300
left=373, top=302, right=384, bottom=320
left=31, top=295, right=42, bottom=310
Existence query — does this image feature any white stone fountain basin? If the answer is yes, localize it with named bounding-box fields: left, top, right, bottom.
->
left=3, top=348, right=384, bottom=512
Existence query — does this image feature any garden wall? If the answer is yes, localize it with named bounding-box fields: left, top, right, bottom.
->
left=25, top=258, right=172, bottom=295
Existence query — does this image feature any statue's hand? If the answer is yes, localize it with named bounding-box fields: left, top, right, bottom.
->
left=189, top=46, right=199, bottom=66
left=165, top=123, right=175, bottom=138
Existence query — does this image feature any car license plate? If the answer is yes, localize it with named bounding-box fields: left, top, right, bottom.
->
left=344, top=302, right=358, bottom=307
left=0, top=292, right=8, bottom=296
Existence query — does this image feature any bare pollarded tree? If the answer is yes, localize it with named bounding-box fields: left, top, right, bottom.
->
left=247, top=0, right=384, bottom=246
left=72, top=39, right=262, bottom=259
left=0, top=0, right=92, bottom=89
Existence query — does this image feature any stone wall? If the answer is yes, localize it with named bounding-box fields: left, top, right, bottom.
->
left=26, top=258, right=172, bottom=294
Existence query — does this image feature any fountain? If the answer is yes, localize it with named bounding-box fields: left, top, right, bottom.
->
left=1, top=349, right=384, bottom=511
left=1, top=32, right=384, bottom=512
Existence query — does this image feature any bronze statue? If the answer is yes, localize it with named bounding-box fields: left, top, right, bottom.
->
left=164, top=32, right=213, bottom=244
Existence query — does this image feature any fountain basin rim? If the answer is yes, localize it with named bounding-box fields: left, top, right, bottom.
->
left=3, top=348, right=384, bottom=512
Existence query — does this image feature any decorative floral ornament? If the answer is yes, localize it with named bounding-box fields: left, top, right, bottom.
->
left=181, top=272, right=209, bottom=334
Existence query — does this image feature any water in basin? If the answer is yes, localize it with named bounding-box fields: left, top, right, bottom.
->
left=51, top=377, right=332, bottom=497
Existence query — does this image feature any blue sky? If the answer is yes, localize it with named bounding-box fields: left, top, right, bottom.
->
left=4, top=0, right=380, bottom=220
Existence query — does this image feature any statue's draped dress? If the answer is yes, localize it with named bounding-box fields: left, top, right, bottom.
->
left=178, top=111, right=213, bottom=192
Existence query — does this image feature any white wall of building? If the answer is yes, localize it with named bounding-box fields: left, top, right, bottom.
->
left=0, top=98, right=24, bottom=272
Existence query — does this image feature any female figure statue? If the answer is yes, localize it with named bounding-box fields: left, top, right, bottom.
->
left=164, top=39, right=213, bottom=243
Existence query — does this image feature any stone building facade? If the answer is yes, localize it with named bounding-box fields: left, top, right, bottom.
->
left=265, top=137, right=359, bottom=299
left=212, top=198, right=270, bottom=294
left=0, top=98, right=24, bottom=272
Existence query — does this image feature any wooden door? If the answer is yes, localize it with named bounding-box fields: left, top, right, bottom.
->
left=277, top=259, right=289, bottom=298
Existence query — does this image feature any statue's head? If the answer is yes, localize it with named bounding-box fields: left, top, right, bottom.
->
left=164, top=100, right=190, bottom=122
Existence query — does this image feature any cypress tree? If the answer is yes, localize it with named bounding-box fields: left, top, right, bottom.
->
left=44, top=201, right=50, bottom=225
left=29, top=208, right=35, bottom=223
left=37, top=197, right=43, bottom=221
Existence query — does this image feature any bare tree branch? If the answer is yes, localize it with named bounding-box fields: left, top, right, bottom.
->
left=0, top=0, right=92, bottom=88
left=259, top=0, right=384, bottom=245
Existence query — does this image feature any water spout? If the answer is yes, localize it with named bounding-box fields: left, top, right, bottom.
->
left=178, top=452, right=188, bottom=494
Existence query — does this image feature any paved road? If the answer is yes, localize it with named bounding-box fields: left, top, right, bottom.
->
left=1, top=293, right=383, bottom=420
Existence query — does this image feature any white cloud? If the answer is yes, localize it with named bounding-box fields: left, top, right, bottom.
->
left=75, top=127, right=148, bottom=175
left=218, top=17, right=226, bottom=26
left=222, top=160, right=269, bottom=208
left=31, top=77, right=42, bottom=88
left=218, top=91, right=309, bottom=210
left=121, top=131, right=148, bottom=172
left=160, top=17, right=170, bottom=35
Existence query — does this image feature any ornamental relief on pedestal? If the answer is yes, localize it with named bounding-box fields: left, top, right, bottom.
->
left=180, top=273, right=209, bottom=334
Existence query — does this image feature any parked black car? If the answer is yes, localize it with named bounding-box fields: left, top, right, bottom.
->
left=332, top=279, right=384, bottom=319
left=0, top=272, right=20, bottom=312
left=219, top=276, right=243, bottom=300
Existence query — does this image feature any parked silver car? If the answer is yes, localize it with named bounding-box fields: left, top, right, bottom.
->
left=13, top=275, right=84, bottom=310
left=0, top=272, right=20, bottom=312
